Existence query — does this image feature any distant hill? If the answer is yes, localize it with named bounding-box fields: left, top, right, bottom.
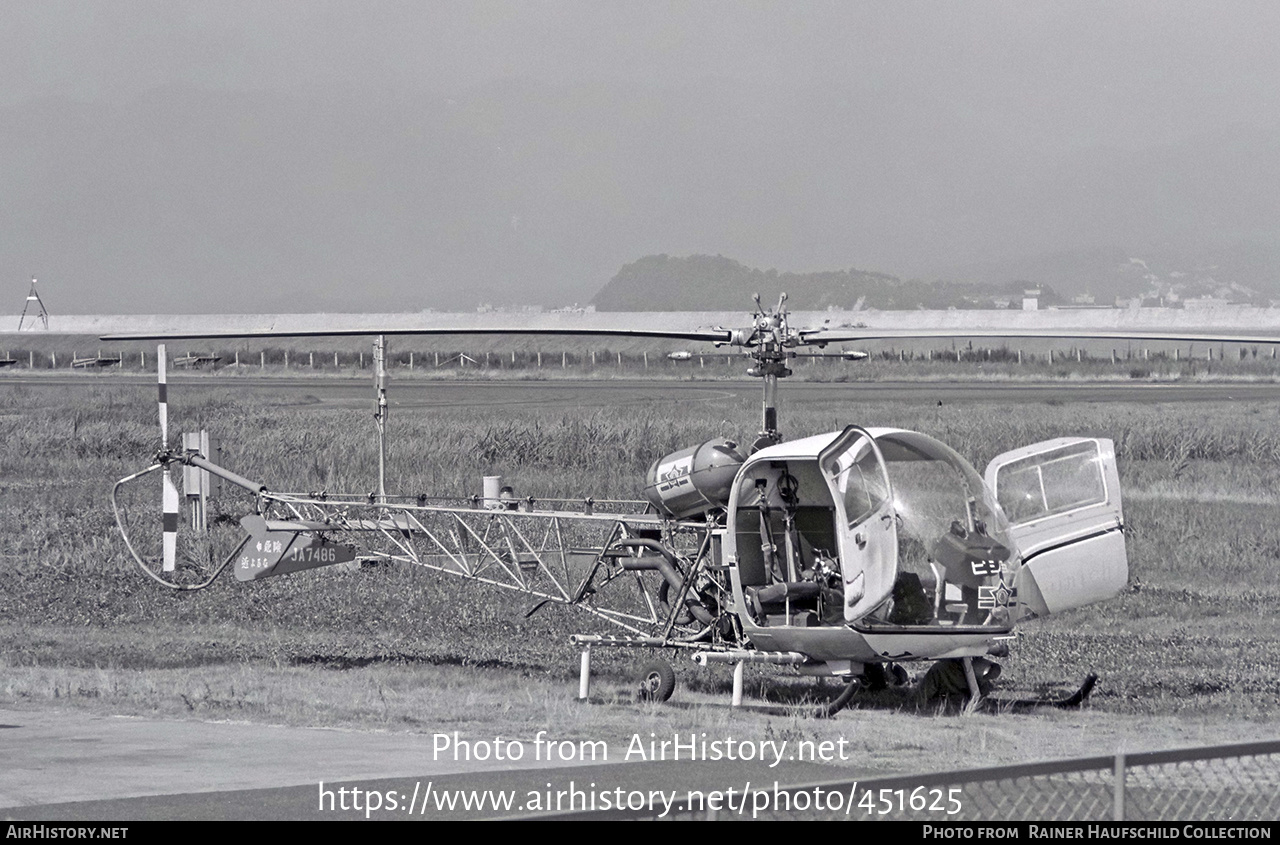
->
left=591, top=254, right=1064, bottom=311
left=594, top=248, right=1280, bottom=312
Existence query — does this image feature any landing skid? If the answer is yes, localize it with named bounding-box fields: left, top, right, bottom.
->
left=813, top=676, right=861, bottom=719
left=988, top=672, right=1098, bottom=710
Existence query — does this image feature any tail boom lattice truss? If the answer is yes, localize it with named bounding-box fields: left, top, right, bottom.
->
left=260, top=492, right=712, bottom=637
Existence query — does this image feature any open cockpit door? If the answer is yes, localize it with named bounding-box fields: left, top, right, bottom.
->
left=819, top=427, right=899, bottom=622
left=984, top=438, right=1127, bottom=617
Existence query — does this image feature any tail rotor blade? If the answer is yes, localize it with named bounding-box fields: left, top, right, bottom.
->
left=157, top=344, right=168, bottom=448
left=157, top=344, right=178, bottom=573
left=162, top=469, right=179, bottom=572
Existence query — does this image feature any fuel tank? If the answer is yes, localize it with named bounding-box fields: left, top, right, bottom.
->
left=644, top=438, right=746, bottom=518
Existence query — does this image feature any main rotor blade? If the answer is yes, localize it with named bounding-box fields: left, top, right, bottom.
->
left=102, top=315, right=733, bottom=344
left=800, top=327, right=1280, bottom=346
left=103, top=313, right=1280, bottom=349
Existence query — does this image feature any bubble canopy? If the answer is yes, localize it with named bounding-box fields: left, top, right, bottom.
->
left=873, top=430, right=1013, bottom=557
left=733, top=426, right=1018, bottom=631
left=866, top=430, right=1016, bottom=629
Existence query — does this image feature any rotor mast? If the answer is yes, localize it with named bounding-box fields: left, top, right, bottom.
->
left=744, top=292, right=795, bottom=452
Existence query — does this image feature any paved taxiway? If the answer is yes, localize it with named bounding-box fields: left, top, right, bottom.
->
left=0, top=707, right=852, bottom=820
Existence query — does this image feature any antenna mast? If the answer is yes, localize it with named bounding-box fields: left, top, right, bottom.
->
left=18, top=277, right=49, bottom=331
left=373, top=334, right=388, bottom=504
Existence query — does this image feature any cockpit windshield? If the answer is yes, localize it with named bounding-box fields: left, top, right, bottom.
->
left=865, top=431, right=1017, bottom=629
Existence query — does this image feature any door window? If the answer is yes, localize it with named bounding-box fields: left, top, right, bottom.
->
left=995, top=440, right=1107, bottom=524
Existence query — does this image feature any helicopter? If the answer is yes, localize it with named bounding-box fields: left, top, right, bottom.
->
left=104, top=293, right=1280, bottom=716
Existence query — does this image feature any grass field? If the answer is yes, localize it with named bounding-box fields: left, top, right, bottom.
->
left=2, top=375, right=1280, bottom=774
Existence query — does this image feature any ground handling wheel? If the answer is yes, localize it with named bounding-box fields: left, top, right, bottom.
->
left=636, top=660, right=676, bottom=703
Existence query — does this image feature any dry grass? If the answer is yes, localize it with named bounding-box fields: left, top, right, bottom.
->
left=3, top=378, right=1280, bottom=740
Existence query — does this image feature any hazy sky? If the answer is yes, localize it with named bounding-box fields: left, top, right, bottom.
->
left=6, top=2, right=1274, bottom=121
left=2, top=1, right=1278, bottom=312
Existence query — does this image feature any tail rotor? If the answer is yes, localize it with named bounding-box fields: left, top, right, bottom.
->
left=114, top=343, right=253, bottom=591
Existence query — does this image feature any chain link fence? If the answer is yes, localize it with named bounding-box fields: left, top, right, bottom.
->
left=531, top=739, right=1280, bottom=821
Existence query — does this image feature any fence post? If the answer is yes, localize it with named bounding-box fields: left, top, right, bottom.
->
left=578, top=647, right=591, bottom=700
left=1113, top=753, right=1126, bottom=821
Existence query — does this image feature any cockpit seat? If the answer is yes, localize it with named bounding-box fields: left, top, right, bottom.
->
left=746, top=581, right=823, bottom=626
left=886, top=571, right=935, bottom=625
